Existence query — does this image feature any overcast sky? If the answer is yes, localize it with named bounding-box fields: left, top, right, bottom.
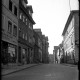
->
left=28, top=0, right=79, bottom=54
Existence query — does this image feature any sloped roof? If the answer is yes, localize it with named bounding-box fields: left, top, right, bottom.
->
left=62, top=10, right=79, bottom=36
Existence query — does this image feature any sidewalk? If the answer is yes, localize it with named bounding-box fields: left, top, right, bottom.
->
left=1, top=63, right=42, bottom=76
left=61, top=63, right=78, bottom=67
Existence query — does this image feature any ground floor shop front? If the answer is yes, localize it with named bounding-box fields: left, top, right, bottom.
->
left=1, top=40, right=18, bottom=65
left=18, top=43, right=34, bottom=65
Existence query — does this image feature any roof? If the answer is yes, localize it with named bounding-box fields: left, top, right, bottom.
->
left=62, top=10, right=79, bottom=36
left=27, top=5, right=33, bottom=13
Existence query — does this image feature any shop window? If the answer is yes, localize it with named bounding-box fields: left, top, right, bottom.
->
left=8, top=21, right=12, bottom=34
left=8, top=45, right=16, bottom=63
left=13, top=25, right=17, bottom=37
left=14, top=5, right=17, bottom=16
left=9, top=0, right=12, bottom=11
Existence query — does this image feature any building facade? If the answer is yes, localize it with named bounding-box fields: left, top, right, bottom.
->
left=18, top=0, right=35, bottom=64
left=62, top=10, right=79, bottom=64
left=34, top=29, right=43, bottom=63
left=42, top=35, right=49, bottom=63
left=1, top=0, right=19, bottom=64
left=49, top=54, right=54, bottom=63
left=53, top=46, right=59, bottom=63
left=33, top=30, right=40, bottom=63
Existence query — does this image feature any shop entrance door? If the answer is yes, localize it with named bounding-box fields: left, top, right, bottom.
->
left=18, top=46, right=21, bottom=63
left=1, top=41, right=8, bottom=65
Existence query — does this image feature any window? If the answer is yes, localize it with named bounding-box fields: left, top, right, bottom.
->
left=20, top=13, right=22, bottom=19
left=30, top=25, right=32, bottom=30
left=29, top=23, right=30, bottom=28
left=9, top=0, right=12, bottom=11
left=23, top=33, right=25, bottom=39
left=25, top=33, right=27, bottom=40
left=29, top=10, right=32, bottom=16
left=26, top=19, right=27, bottom=25
left=29, top=23, right=32, bottom=30
left=8, top=21, right=12, bottom=33
left=19, top=28, right=21, bottom=36
left=13, top=25, right=17, bottom=37
left=23, top=16, right=25, bottom=22
left=14, top=6, right=17, bottom=16
left=2, top=15, right=5, bottom=29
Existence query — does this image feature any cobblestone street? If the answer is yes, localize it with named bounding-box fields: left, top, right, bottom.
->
left=2, top=64, right=78, bottom=80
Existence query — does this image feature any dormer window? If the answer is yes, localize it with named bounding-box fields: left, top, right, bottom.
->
left=23, top=16, right=25, bottom=22
left=29, top=10, right=32, bottom=16
left=26, top=19, right=27, bottom=25
left=20, top=13, right=22, bottom=19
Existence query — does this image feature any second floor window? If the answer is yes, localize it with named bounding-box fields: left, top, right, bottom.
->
left=8, top=21, right=12, bottom=34
left=13, top=25, right=17, bottom=37
left=25, top=33, right=27, bottom=40
left=14, top=6, right=17, bottom=16
left=9, top=0, right=12, bottom=11
left=23, top=33, right=25, bottom=39
left=2, top=15, right=5, bottom=28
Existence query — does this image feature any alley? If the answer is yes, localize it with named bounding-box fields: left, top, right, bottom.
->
left=2, top=64, right=78, bottom=80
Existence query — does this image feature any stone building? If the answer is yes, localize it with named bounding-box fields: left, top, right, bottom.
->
left=42, top=35, right=49, bottom=63
left=62, top=10, right=79, bottom=64
left=18, top=0, right=35, bottom=64
left=33, top=29, right=43, bottom=63
left=1, top=0, right=19, bottom=64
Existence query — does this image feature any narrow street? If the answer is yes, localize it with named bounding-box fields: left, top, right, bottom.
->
left=2, top=64, right=78, bottom=80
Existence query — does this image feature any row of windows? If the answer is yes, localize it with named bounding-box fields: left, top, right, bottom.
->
left=9, top=0, right=18, bottom=16
left=19, top=28, right=27, bottom=40
left=8, top=20, right=17, bottom=37
left=2, top=14, right=17, bottom=37
left=20, top=13, right=33, bottom=30
left=23, top=33, right=27, bottom=40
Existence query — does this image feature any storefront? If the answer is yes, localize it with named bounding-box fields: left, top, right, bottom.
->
left=1, top=41, right=17, bottom=64
left=8, top=44, right=17, bottom=63
left=22, top=48, right=27, bottom=64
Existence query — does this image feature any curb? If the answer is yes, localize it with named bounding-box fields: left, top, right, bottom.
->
left=2, top=63, right=42, bottom=76
left=61, top=63, right=78, bottom=67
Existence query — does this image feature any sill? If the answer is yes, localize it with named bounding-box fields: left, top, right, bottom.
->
left=13, top=35, right=17, bottom=37
left=7, top=31, right=12, bottom=34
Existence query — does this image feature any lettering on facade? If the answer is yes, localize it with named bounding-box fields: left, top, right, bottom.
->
left=2, top=32, right=17, bottom=44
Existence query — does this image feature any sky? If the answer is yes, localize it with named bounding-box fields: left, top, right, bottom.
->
left=28, top=0, right=79, bottom=54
